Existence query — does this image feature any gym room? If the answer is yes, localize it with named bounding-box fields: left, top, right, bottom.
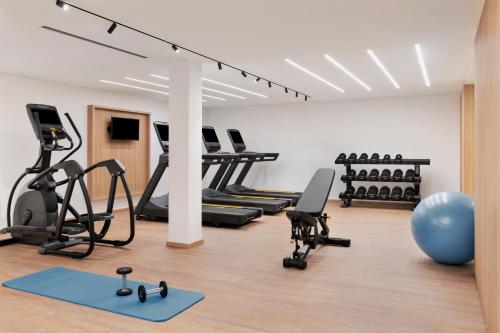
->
left=0, top=0, right=498, bottom=332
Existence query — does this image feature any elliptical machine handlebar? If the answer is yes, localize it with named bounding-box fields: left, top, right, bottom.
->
left=58, top=113, right=82, bottom=164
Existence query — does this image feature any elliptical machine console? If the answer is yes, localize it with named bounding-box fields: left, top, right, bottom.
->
left=0, top=104, right=135, bottom=258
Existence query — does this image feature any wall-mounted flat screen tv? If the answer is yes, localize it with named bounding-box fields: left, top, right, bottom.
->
left=110, top=117, right=140, bottom=140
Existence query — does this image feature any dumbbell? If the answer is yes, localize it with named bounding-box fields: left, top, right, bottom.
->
left=138, top=281, right=169, bottom=303
left=395, top=154, right=403, bottom=161
left=404, top=187, right=416, bottom=201
left=367, top=186, right=379, bottom=199
left=358, top=169, right=368, bottom=181
left=368, top=169, right=379, bottom=181
left=393, top=169, right=403, bottom=182
left=391, top=186, right=403, bottom=200
left=335, top=153, right=346, bottom=164
left=370, top=153, right=380, bottom=163
left=383, top=154, right=391, bottom=162
left=380, top=169, right=391, bottom=181
left=347, top=169, right=357, bottom=180
left=116, top=267, right=133, bottom=296
left=341, top=186, right=355, bottom=198
left=348, top=153, right=357, bottom=163
left=355, top=186, right=367, bottom=199
left=405, top=169, right=416, bottom=182
left=379, top=186, right=390, bottom=200
left=359, top=153, right=368, bottom=162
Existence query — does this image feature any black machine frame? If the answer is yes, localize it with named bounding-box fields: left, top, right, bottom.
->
left=0, top=104, right=135, bottom=258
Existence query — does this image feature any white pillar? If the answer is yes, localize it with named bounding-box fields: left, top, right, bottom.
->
left=167, top=59, right=203, bottom=247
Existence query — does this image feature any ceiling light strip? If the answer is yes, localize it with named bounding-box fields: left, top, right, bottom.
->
left=284, top=59, right=345, bottom=93
left=150, top=74, right=170, bottom=81
left=202, top=78, right=268, bottom=98
left=323, top=54, right=372, bottom=91
left=202, top=94, right=226, bottom=101
left=414, top=44, right=430, bottom=87
left=125, top=77, right=170, bottom=88
left=367, top=49, right=400, bottom=89
left=100, top=80, right=169, bottom=95
left=202, top=87, right=246, bottom=99
left=41, top=26, right=148, bottom=59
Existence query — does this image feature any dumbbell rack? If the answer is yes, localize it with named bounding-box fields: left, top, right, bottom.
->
left=336, top=155, right=430, bottom=208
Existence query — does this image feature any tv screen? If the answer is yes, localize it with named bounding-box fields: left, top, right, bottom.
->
left=229, top=130, right=244, bottom=144
left=157, top=124, right=169, bottom=142
left=110, top=117, right=139, bottom=140
left=202, top=127, right=220, bottom=143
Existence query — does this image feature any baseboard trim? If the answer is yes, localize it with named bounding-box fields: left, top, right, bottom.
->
left=166, top=239, right=204, bottom=248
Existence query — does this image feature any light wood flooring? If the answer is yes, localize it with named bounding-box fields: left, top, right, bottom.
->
left=0, top=201, right=486, bottom=333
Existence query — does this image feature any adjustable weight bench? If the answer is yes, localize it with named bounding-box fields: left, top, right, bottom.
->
left=283, top=168, right=351, bottom=269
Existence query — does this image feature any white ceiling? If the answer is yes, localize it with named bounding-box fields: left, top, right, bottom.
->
left=0, top=0, right=484, bottom=108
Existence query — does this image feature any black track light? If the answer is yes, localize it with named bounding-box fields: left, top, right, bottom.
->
left=56, top=0, right=68, bottom=10
left=172, top=44, right=180, bottom=53
left=218, top=62, right=223, bottom=70
left=241, top=71, right=247, bottom=78
left=285, top=87, right=288, bottom=93
left=295, top=92, right=299, bottom=98
left=268, top=81, right=272, bottom=88
left=107, top=22, right=117, bottom=34
left=305, top=95, right=308, bottom=101
left=256, top=77, right=261, bottom=82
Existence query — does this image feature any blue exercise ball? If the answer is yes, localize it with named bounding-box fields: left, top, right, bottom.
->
left=411, top=192, right=474, bottom=265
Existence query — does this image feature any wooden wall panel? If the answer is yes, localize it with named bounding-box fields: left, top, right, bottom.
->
left=87, top=105, right=150, bottom=200
left=461, top=84, right=475, bottom=196
left=475, top=1, right=500, bottom=332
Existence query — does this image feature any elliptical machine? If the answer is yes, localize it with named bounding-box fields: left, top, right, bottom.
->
left=0, top=104, right=135, bottom=258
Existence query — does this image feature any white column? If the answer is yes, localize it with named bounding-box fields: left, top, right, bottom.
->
left=167, top=58, right=203, bottom=247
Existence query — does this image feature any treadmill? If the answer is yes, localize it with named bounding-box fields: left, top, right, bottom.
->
left=218, top=128, right=302, bottom=205
left=134, top=121, right=263, bottom=227
left=202, top=126, right=291, bottom=214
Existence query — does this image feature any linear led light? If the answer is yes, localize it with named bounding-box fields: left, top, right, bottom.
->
left=202, top=94, right=226, bottom=101
left=100, top=80, right=169, bottom=95
left=202, top=78, right=268, bottom=98
left=125, top=77, right=170, bottom=88
left=202, top=87, right=246, bottom=100
left=414, top=44, right=430, bottom=87
left=150, top=74, right=170, bottom=81
left=284, top=58, right=345, bottom=93
left=367, top=49, right=400, bottom=89
left=323, top=54, right=372, bottom=91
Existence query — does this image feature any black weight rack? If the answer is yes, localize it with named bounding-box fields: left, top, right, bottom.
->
left=336, top=154, right=430, bottom=208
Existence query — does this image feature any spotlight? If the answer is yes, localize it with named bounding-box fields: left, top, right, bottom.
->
left=218, top=62, right=223, bottom=70
left=305, top=95, right=308, bottom=101
left=107, top=22, right=117, bottom=34
left=268, top=81, right=272, bottom=88
left=295, top=92, right=299, bottom=98
left=285, top=87, right=288, bottom=93
left=256, top=77, right=261, bottom=82
left=172, top=44, right=180, bottom=53
left=241, top=71, right=247, bottom=78
left=56, top=0, right=69, bottom=10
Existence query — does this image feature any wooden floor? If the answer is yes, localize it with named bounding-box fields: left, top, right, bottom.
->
left=0, top=202, right=486, bottom=333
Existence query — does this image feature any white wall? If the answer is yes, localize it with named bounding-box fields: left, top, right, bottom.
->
left=204, top=93, right=461, bottom=200
left=0, top=73, right=170, bottom=227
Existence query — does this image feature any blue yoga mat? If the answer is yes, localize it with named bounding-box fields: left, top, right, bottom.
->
left=2, top=266, right=204, bottom=322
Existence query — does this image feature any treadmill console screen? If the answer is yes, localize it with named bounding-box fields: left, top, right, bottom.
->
left=229, top=130, right=244, bottom=144
left=202, top=127, right=220, bottom=143
left=157, top=124, right=169, bottom=142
